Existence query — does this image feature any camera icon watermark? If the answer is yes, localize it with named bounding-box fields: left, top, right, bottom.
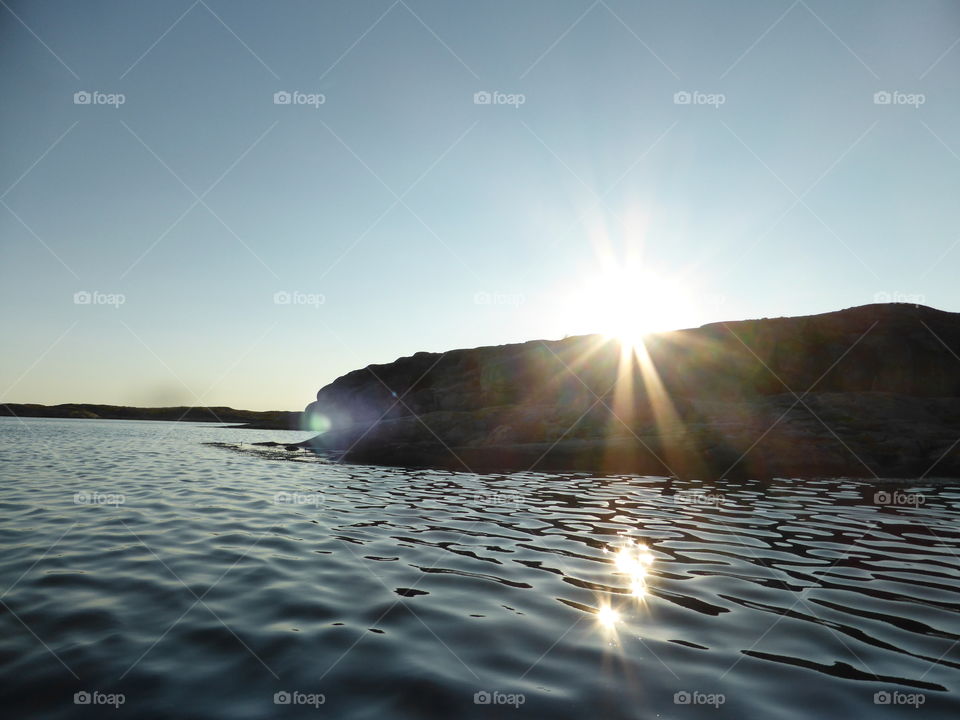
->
left=473, top=690, right=525, bottom=707
left=473, top=90, right=525, bottom=108
left=273, top=491, right=324, bottom=508
left=473, top=489, right=523, bottom=510
left=273, top=90, right=326, bottom=108
left=273, top=690, right=325, bottom=707
left=674, top=490, right=725, bottom=507
left=673, top=90, right=725, bottom=108
left=873, top=90, right=925, bottom=108
left=74, top=290, right=125, bottom=308
left=673, top=690, right=725, bottom=707
left=74, top=491, right=126, bottom=507
left=699, top=292, right=728, bottom=308
left=74, top=90, right=125, bottom=108
left=474, top=290, right=525, bottom=307
left=873, top=490, right=925, bottom=507
left=74, top=690, right=125, bottom=707
left=873, top=291, right=925, bottom=305
left=874, top=690, right=925, bottom=707
left=273, top=290, right=325, bottom=308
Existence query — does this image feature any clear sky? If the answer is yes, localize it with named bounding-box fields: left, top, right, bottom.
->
left=2, top=0, right=959, bottom=411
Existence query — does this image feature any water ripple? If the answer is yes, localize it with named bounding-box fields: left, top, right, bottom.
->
left=0, top=418, right=959, bottom=718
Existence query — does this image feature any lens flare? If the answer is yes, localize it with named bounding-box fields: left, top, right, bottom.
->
left=303, top=411, right=332, bottom=434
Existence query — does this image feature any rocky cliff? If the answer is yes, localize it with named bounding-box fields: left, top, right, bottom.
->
left=303, top=304, right=960, bottom=479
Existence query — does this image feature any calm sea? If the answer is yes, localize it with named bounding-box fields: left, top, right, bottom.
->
left=1, top=417, right=958, bottom=718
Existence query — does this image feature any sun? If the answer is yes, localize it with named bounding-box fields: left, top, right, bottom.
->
left=564, top=266, right=698, bottom=349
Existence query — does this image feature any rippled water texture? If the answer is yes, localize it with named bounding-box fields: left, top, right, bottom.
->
left=1, top=418, right=959, bottom=719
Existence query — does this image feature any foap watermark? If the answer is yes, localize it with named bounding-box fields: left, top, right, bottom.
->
left=74, top=691, right=125, bottom=708
left=474, top=489, right=523, bottom=510
left=698, top=292, right=728, bottom=308
left=674, top=690, right=725, bottom=708
left=874, top=490, right=925, bottom=507
left=74, top=90, right=125, bottom=108
left=874, top=690, right=925, bottom=707
left=273, top=291, right=325, bottom=308
left=274, top=491, right=324, bottom=508
left=674, top=490, right=725, bottom=508
left=474, top=291, right=525, bottom=307
left=874, top=291, right=925, bottom=305
left=273, top=691, right=325, bottom=708
left=273, top=90, right=326, bottom=108
left=74, top=290, right=125, bottom=308
left=74, top=491, right=125, bottom=507
left=874, top=90, right=925, bottom=108
left=474, top=690, right=525, bottom=708
left=674, top=90, right=725, bottom=108
left=473, top=90, right=525, bottom=108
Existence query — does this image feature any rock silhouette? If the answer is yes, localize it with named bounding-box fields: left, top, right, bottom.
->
left=304, top=304, right=960, bottom=479
left=0, top=403, right=300, bottom=428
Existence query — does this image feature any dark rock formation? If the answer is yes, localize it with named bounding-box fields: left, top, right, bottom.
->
left=303, top=304, right=960, bottom=479
left=0, top=403, right=301, bottom=429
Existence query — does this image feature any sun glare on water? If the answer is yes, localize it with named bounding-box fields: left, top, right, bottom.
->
left=597, top=605, right=621, bottom=628
left=597, top=538, right=656, bottom=631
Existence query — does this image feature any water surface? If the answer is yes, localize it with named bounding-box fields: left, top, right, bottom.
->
left=1, top=417, right=958, bottom=718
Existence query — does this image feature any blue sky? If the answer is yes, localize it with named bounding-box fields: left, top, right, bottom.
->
left=2, top=0, right=959, bottom=410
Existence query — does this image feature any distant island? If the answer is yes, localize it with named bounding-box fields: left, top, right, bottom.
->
left=301, top=303, right=960, bottom=480
left=0, top=403, right=300, bottom=430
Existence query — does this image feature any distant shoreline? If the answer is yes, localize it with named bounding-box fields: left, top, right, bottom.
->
left=1, top=403, right=302, bottom=430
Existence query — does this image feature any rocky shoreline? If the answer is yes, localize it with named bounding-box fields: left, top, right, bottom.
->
left=0, top=403, right=301, bottom=429
left=302, top=304, right=960, bottom=480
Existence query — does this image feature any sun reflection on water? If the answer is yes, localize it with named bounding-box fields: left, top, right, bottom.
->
left=597, top=605, right=621, bottom=628
left=598, top=538, right=655, bottom=630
